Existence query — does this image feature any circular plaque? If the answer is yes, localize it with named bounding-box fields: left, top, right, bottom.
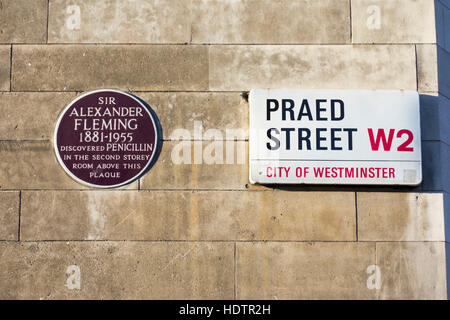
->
left=54, top=89, right=160, bottom=188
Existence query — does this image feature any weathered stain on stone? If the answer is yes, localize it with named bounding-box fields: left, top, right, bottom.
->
left=417, top=44, right=438, bottom=93
left=236, top=242, right=376, bottom=299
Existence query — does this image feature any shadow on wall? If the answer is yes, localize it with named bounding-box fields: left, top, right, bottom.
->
left=434, top=0, right=450, bottom=300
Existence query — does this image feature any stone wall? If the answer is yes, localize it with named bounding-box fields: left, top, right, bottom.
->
left=0, top=0, right=447, bottom=299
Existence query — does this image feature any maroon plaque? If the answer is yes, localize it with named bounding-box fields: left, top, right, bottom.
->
left=54, top=89, right=160, bottom=188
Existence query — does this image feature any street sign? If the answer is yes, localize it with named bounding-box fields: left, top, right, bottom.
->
left=249, top=89, right=422, bottom=185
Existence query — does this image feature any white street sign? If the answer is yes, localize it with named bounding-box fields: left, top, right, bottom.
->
left=249, top=89, right=422, bottom=185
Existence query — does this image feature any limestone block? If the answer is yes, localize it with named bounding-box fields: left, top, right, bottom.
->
left=0, top=45, right=10, bottom=91
left=21, top=190, right=356, bottom=241
left=0, top=141, right=137, bottom=190
left=0, top=241, right=234, bottom=299
left=416, top=45, right=438, bottom=93
left=352, top=0, right=436, bottom=43
left=0, top=191, right=19, bottom=240
left=236, top=242, right=376, bottom=299
left=0, top=93, right=75, bottom=139
left=191, top=0, right=350, bottom=44
left=140, top=141, right=248, bottom=190
left=357, top=192, right=444, bottom=241
left=12, top=45, right=208, bottom=91
left=0, top=0, right=47, bottom=43
left=48, top=0, right=190, bottom=43
left=376, top=242, right=447, bottom=299
left=139, top=92, right=248, bottom=140
left=209, top=45, right=416, bottom=91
